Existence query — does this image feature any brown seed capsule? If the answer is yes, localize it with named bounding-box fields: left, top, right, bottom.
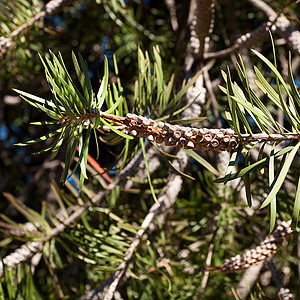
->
left=216, top=132, right=224, bottom=139
left=142, top=118, right=151, bottom=127
left=194, top=144, right=203, bottom=151
left=211, top=139, right=220, bottom=147
left=203, top=134, right=212, bottom=142
left=185, top=141, right=195, bottom=149
left=226, top=128, right=235, bottom=136
left=157, top=121, right=165, bottom=128
left=126, top=113, right=137, bottom=120
left=168, top=125, right=176, bottom=134
left=229, top=138, right=238, bottom=148
left=137, top=116, right=143, bottom=123
left=130, top=119, right=137, bottom=126
left=165, top=136, right=176, bottom=145
left=173, top=131, right=182, bottom=139
left=223, top=135, right=230, bottom=143
left=130, top=129, right=137, bottom=137
left=199, top=128, right=209, bottom=135
left=146, top=134, right=154, bottom=142
left=184, top=130, right=193, bottom=139
left=163, top=123, right=170, bottom=131
left=209, top=129, right=219, bottom=135
left=192, top=128, right=199, bottom=135
left=179, top=137, right=187, bottom=145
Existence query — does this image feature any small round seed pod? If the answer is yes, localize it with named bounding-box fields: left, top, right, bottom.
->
left=165, top=136, right=176, bottom=146
left=173, top=130, right=182, bottom=139
left=199, top=128, right=209, bottom=135
left=218, top=142, right=227, bottom=151
left=192, top=128, right=199, bottom=135
left=209, top=129, right=219, bottom=136
left=157, top=121, right=165, bottom=128
left=148, top=118, right=155, bottom=126
left=185, top=141, right=195, bottom=149
left=216, top=132, right=224, bottom=139
left=226, top=128, right=235, bottom=136
left=184, top=130, right=193, bottom=139
left=126, top=113, right=137, bottom=120
left=211, top=139, right=220, bottom=147
left=174, top=125, right=182, bottom=131
left=168, top=125, right=176, bottom=134
left=222, top=135, right=230, bottom=143
left=142, top=118, right=151, bottom=127
left=130, top=119, right=137, bottom=126
left=137, top=116, right=144, bottom=124
left=130, top=129, right=137, bottom=137
left=163, top=123, right=170, bottom=131
left=146, top=134, right=154, bottom=142
left=179, top=137, right=187, bottom=145
left=203, top=134, right=212, bottom=142
left=229, top=138, right=238, bottom=148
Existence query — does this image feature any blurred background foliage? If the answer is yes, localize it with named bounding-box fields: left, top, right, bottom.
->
left=0, top=0, right=299, bottom=299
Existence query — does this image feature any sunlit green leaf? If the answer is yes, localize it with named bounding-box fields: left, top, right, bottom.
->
left=292, top=177, right=300, bottom=230
left=184, top=149, right=220, bottom=176
left=140, top=138, right=159, bottom=205
left=15, top=128, right=63, bottom=146
left=260, top=142, right=300, bottom=208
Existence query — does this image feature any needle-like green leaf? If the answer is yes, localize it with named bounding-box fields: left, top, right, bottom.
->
left=96, top=56, right=109, bottom=109
left=15, top=128, right=63, bottom=146
left=288, top=52, right=300, bottom=108
left=243, top=153, right=252, bottom=207
left=101, top=118, right=134, bottom=140
left=184, top=149, right=220, bottom=176
left=214, top=146, right=294, bottom=183
left=140, top=138, right=159, bottom=205
left=260, top=142, right=300, bottom=209
left=269, top=146, right=276, bottom=232
left=292, top=176, right=300, bottom=230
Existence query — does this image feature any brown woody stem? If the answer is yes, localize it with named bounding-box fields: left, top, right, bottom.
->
left=59, top=112, right=300, bottom=152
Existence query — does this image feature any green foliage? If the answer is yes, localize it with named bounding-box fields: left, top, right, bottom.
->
left=219, top=44, right=300, bottom=230
left=1, top=1, right=300, bottom=299
left=0, top=264, right=41, bottom=300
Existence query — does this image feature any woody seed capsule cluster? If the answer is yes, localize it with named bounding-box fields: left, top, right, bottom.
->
left=202, top=220, right=292, bottom=273
left=123, top=113, right=239, bottom=151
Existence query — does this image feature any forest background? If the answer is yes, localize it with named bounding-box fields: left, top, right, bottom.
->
left=0, top=0, right=300, bottom=299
